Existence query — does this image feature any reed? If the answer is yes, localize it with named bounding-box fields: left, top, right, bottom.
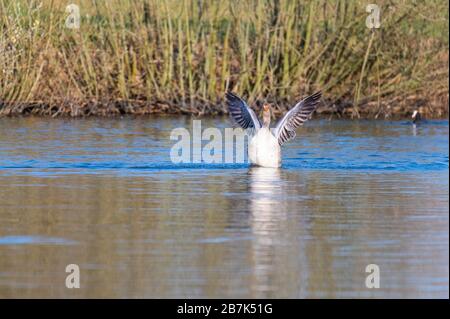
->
left=0, top=0, right=448, bottom=117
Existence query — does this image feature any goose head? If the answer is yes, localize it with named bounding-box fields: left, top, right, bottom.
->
left=263, top=103, right=271, bottom=128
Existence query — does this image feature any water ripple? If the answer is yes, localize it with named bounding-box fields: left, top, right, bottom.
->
left=0, top=235, right=77, bottom=246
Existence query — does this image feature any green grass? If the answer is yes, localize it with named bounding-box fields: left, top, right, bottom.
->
left=0, top=0, right=448, bottom=117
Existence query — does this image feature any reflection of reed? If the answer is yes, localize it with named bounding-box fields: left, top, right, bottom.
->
left=0, top=164, right=447, bottom=298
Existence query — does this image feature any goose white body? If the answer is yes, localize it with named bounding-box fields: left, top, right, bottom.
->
left=226, top=91, right=321, bottom=169
left=249, top=128, right=281, bottom=168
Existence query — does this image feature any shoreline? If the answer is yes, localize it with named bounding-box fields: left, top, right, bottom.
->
left=0, top=96, right=448, bottom=120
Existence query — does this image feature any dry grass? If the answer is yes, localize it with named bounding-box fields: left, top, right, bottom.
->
left=0, top=0, right=448, bottom=118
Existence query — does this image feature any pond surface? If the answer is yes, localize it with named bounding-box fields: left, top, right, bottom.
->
left=0, top=117, right=448, bottom=298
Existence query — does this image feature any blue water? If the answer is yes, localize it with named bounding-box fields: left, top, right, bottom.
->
left=0, top=118, right=447, bottom=172
left=0, top=235, right=77, bottom=245
left=0, top=117, right=448, bottom=298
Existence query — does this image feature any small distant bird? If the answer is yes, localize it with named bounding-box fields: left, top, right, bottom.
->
left=226, top=91, right=322, bottom=168
left=412, top=110, right=422, bottom=124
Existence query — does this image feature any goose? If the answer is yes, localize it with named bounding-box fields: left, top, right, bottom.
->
left=412, top=110, right=422, bottom=124
left=226, top=91, right=322, bottom=168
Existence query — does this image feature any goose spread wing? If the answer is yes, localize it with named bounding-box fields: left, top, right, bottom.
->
left=273, top=91, right=322, bottom=146
left=226, top=91, right=262, bottom=131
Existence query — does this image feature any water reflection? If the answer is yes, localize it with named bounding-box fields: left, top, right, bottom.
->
left=0, top=117, right=448, bottom=298
left=248, top=166, right=283, bottom=221
left=248, top=167, right=284, bottom=295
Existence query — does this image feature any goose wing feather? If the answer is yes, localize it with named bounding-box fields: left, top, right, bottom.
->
left=274, top=91, right=322, bottom=145
left=226, top=91, right=262, bottom=131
